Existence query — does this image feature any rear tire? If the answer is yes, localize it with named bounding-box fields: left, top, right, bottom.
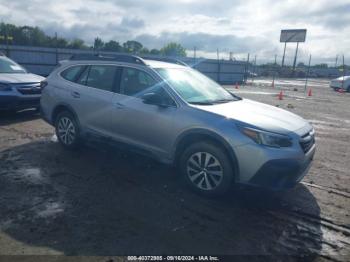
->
left=179, top=141, right=234, bottom=196
left=55, top=111, right=80, bottom=150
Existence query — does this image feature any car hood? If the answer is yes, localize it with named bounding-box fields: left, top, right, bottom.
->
left=0, top=73, right=45, bottom=84
left=334, top=75, right=350, bottom=81
left=195, top=99, right=310, bottom=134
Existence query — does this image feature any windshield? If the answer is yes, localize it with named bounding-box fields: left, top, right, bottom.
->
left=0, top=57, right=26, bottom=74
left=156, top=68, right=238, bottom=104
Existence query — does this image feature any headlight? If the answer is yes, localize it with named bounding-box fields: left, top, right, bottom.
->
left=240, top=127, right=292, bottom=148
left=0, top=83, right=11, bottom=91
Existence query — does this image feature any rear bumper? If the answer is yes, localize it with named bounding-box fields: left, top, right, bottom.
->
left=39, top=105, right=52, bottom=124
left=0, top=93, right=41, bottom=111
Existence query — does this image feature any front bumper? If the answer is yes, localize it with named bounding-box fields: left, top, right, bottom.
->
left=0, top=92, right=41, bottom=111
left=248, top=144, right=315, bottom=190
left=330, top=83, right=344, bottom=90
left=233, top=130, right=316, bottom=190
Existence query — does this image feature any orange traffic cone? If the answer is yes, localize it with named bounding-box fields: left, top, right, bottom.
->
left=308, top=88, right=312, bottom=96
left=278, top=91, right=283, bottom=100
left=235, top=82, right=239, bottom=89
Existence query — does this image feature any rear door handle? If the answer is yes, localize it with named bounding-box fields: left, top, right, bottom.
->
left=71, top=91, right=80, bottom=98
left=115, top=102, right=125, bottom=109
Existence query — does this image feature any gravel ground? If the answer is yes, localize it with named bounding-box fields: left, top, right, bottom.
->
left=0, top=78, right=349, bottom=261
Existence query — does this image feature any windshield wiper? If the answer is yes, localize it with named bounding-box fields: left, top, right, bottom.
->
left=189, top=101, right=214, bottom=105
left=229, top=92, right=242, bottom=100
left=210, top=98, right=237, bottom=104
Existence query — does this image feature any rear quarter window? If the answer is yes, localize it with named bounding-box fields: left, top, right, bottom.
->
left=60, top=65, right=85, bottom=82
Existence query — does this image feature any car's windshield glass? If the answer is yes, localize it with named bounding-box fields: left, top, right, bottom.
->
left=156, top=68, right=238, bottom=104
left=0, top=57, right=26, bottom=74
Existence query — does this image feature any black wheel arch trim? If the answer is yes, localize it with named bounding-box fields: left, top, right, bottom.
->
left=173, top=128, right=240, bottom=181
left=52, top=103, right=81, bottom=127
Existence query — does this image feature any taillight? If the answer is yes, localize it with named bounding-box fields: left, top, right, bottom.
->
left=40, top=80, right=48, bottom=90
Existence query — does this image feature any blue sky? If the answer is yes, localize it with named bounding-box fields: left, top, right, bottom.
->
left=1, top=0, right=349, bottom=65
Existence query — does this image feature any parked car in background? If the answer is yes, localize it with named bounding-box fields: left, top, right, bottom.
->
left=330, top=76, right=350, bottom=91
left=0, top=53, right=45, bottom=113
left=40, top=54, right=316, bottom=195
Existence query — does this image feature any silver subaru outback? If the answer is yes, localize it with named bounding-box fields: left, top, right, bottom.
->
left=40, top=54, right=316, bottom=195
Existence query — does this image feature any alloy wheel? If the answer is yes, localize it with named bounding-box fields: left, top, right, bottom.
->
left=186, top=152, right=223, bottom=190
left=57, top=117, right=76, bottom=145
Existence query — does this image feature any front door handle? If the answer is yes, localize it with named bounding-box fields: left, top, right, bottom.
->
left=71, top=91, right=80, bottom=98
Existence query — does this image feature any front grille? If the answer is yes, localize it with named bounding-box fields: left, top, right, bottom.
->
left=15, top=83, right=42, bottom=95
left=299, top=129, right=315, bottom=153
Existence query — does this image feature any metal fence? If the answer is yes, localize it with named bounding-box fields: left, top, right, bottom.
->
left=245, top=54, right=349, bottom=79
left=0, top=44, right=247, bottom=84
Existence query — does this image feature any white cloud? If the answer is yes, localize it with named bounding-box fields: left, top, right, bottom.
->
left=0, top=0, right=349, bottom=64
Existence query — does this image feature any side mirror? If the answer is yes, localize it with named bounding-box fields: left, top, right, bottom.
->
left=142, top=92, right=168, bottom=107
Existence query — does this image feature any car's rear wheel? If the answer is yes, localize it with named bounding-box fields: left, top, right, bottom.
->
left=179, top=142, right=234, bottom=195
left=55, top=111, right=80, bottom=149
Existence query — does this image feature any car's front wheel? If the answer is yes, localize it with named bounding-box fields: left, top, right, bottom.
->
left=55, top=111, right=80, bottom=149
left=179, top=142, right=234, bottom=195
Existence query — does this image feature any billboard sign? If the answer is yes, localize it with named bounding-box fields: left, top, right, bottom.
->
left=280, top=29, right=307, bottom=43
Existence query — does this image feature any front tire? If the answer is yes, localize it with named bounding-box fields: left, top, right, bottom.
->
left=179, top=142, right=234, bottom=195
left=55, top=111, right=80, bottom=149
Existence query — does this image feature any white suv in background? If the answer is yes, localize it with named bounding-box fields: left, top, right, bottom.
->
left=330, top=76, right=350, bottom=91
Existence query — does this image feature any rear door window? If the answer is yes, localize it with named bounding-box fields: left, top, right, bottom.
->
left=85, top=65, right=118, bottom=92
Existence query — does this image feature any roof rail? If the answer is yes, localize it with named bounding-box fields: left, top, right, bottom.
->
left=69, top=53, right=146, bottom=65
left=142, top=56, right=188, bottom=66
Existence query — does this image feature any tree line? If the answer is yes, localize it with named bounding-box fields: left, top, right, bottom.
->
left=0, top=23, right=187, bottom=57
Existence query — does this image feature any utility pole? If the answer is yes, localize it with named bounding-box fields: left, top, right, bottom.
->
left=292, top=42, right=299, bottom=73
left=193, top=46, right=196, bottom=68
left=272, top=54, right=277, bottom=88
left=5, top=24, right=9, bottom=56
left=55, top=32, right=58, bottom=65
left=3, top=27, right=14, bottom=57
left=281, top=42, right=287, bottom=67
left=252, top=55, right=257, bottom=83
left=217, top=48, right=220, bottom=83
left=342, top=55, right=345, bottom=90
left=244, top=53, right=250, bottom=84
left=304, top=54, right=312, bottom=93
left=335, top=54, right=338, bottom=68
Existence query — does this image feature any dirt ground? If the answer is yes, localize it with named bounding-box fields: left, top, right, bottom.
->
left=0, top=78, right=349, bottom=261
